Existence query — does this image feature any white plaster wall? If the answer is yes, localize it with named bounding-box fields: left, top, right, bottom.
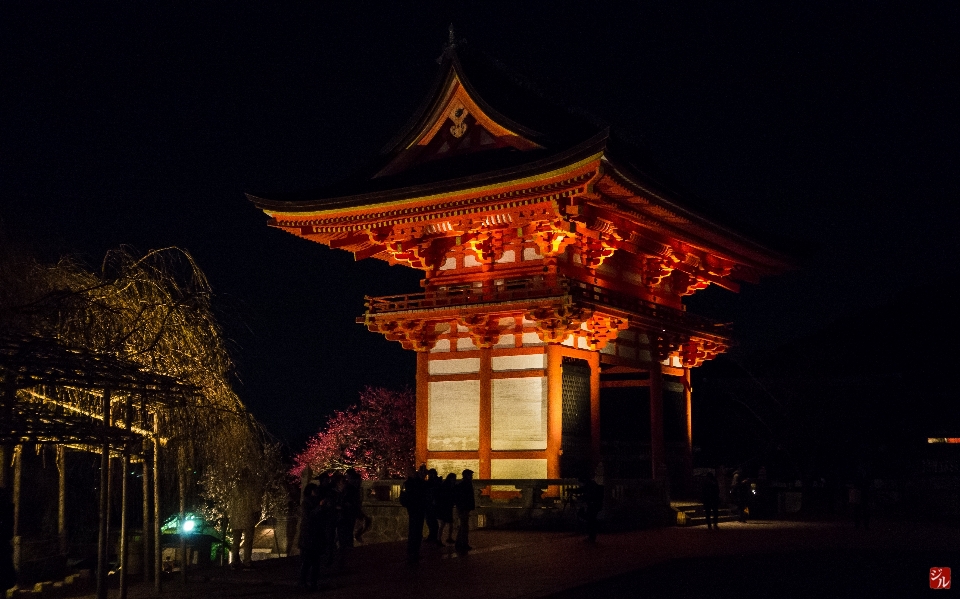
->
left=491, top=353, right=546, bottom=371
left=490, top=459, right=548, bottom=479
left=457, top=337, right=478, bottom=351
left=428, top=357, right=481, bottom=375
left=428, top=380, right=480, bottom=451
left=491, top=376, right=547, bottom=450
left=521, top=332, right=544, bottom=346
left=663, top=355, right=683, bottom=368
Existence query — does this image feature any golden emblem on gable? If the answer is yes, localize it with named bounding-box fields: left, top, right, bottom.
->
left=449, top=103, right=469, bottom=138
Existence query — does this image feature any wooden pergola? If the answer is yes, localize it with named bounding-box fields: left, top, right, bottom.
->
left=0, top=332, right=197, bottom=599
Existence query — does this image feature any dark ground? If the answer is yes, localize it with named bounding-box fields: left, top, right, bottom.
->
left=546, top=548, right=959, bottom=599
left=56, top=518, right=958, bottom=599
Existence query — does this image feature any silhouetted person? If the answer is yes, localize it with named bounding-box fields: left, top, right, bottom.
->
left=344, top=468, right=371, bottom=544
left=424, top=468, right=441, bottom=544
left=1, top=487, right=16, bottom=593
left=401, top=465, right=428, bottom=564
left=736, top=479, right=751, bottom=522
left=314, top=473, right=338, bottom=567
left=298, top=484, right=325, bottom=591
left=436, top=473, right=456, bottom=544
left=453, top=469, right=476, bottom=554
left=729, top=469, right=741, bottom=505
left=332, top=472, right=361, bottom=571
left=572, top=478, right=604, bottom=542
left=702, top=472, right=721, bottom=529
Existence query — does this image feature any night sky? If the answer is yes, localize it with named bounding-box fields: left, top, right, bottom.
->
left=3, top=3, right=958, bottom=446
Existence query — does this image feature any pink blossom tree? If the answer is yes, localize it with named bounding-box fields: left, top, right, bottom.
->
left=291, top=386, right=415, bottom=479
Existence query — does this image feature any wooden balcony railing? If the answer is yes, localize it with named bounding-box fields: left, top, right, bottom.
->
left=364, top=277, right=730, bottom=337
left=364, top=277, right=565, bottom=313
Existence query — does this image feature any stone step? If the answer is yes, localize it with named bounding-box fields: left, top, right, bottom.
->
left=675, top=506, right=736, bottom=515
left=683, top=514, right=740, bottom=526
left=671, top=502, right=740, bottom=526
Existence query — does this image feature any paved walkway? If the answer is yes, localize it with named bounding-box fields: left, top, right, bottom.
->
left=78, top=519, right=958, bottom=599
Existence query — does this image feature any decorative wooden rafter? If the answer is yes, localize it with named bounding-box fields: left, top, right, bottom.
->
left=578, top=313, right=630, bottom=350
left=529, top=221, right=577, bottom=257
left=669, top=270, right=710, bottom=297
left=641, top=257, right=674, bottom=288
left=523, top=304, right=587, bottom=344
left=679, top=338, right=727, bottom=368
left=464, top=225, right=513, bottom=264
left=576, top=220, right=622, bottom=272
left=651, top=334, right=683, bottom=362
left=365, top=318, right=440, bottom=352
left=456, top=314, right=502, bottom=348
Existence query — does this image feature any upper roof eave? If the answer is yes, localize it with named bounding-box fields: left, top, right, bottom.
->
left=599, top=155, right=796, bottom=271
left=248, top=131, right=610, bottom=215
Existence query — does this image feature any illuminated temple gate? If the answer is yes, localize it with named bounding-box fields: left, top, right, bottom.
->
left=250, top=36, right=789, bottom=491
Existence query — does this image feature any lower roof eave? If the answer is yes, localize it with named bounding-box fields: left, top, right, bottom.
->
left=360, top=296, right=731, bottom=345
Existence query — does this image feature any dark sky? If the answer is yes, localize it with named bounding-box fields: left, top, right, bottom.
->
left=3, top=2, right=958, bottom=446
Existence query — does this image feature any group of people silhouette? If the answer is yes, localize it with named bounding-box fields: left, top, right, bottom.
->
left=401, top=464, right=475, bottom=565
left=297, top=464, right=477, bottom=590
left=297, top=468, right=366, bottom=591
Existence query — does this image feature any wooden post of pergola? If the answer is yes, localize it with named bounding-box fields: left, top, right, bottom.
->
left=141, top=399, right=151, bottom=586
left=178, top=443, right=187, bottom=584
left=119, top=397, right=131, bottom=599
left=96, top=389, right=111, bottom=599
left=12, top=445, right=21, bottom=571
left=153, top=413, right=162, bottom=593
left=1, top=379, right=14, bottom=489
left=0, top=446, right=7, bottom=489
left=57, top=446, right=67, bottom=555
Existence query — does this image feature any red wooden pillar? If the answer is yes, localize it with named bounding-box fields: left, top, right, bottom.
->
left=415, top=352, right=429, bottom=466
left=478, top=347, right=492, bottom=479
left=649, top=362, right=666, bottom=481
left=683, top=368, right=694, bottom=485
left=546, top=344, right=563, bottom=479
left=588, top=351, right=601, bottom=473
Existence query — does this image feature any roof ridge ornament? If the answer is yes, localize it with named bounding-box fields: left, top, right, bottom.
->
left=438, top=23, right=465, bottom=63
